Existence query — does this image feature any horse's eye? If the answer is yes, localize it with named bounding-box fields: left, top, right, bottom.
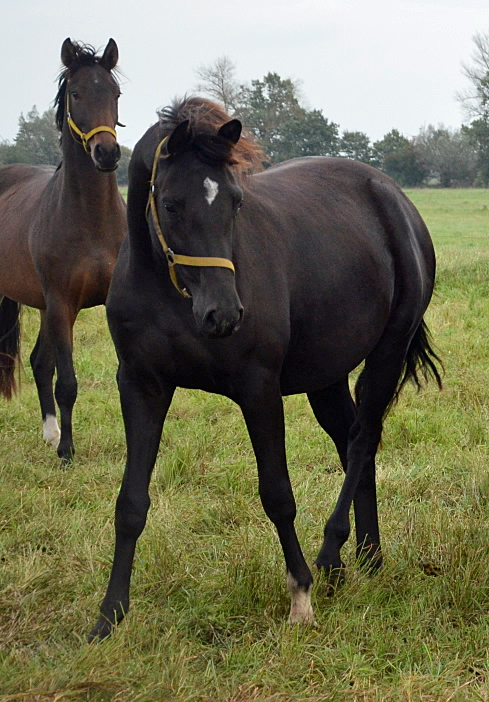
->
left=164, top=203, right=177, bottom=214
left=71, top=91, right=79, bottom=100
left=236, top=198, right=243, bottom=212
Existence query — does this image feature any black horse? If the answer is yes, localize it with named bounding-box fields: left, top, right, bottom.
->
left=89, top=97, right=441, bottom=640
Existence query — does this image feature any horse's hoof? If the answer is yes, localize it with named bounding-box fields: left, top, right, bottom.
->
left=58, top=446, right=75, bottom=468
left=87, top=616, right=116, bottom=643
left=313, top=561, right=346, bottom=596
left=288, top=605, right=316, bottom=625
left=362, top=556, right=383, bottom=575
left=356, top=545, right=383, bottom=574
left=287, top=575, right=315, bottom=625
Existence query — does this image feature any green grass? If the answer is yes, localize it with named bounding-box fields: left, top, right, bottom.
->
left=1, top=189, right=489, bottom=700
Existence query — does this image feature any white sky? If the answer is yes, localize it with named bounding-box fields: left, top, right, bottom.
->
left=0, top=0, right=488, bottom=150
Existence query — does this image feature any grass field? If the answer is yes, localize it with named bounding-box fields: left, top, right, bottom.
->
left=1, top=188, right=489, bottom=701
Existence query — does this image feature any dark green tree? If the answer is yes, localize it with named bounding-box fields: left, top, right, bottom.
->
left=462, top=119, right=489, bottom=185
left=340, top=130, right=378, bottom=165
left=273, top=109, right=340, bottom=162
left=374, top=129, right=410, bottom=163
left=14, top=106, right=61, bottom=166
left=0, top=139, right=19, bottom=165
left=382, top=147, right=427, bottom=187
left=236, top=72, right=304, bottom=161
left=374, top=129, right=426, bottom=186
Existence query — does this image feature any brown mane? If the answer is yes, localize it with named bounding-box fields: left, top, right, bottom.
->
left=158, top=97, right=266, bottom=176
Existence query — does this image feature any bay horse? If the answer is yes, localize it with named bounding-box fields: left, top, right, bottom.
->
left=89, top=97, right=441, bottom=640
left=0, top=38, right=127, bottom=463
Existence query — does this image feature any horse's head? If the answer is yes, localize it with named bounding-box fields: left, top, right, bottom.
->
left=150, top=116, right=246, bottom=338
left=57, top=38, right=122, bottom=171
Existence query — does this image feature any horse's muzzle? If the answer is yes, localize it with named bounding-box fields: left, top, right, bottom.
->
left=199, top=304, right=244, bottom=338
left=92, top=141, right=121, bottom=172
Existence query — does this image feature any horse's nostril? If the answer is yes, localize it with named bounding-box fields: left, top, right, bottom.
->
left=92, top=142, right=121, bottom=170
left=203, top=309, right=217, bottom=334
left=201, top=305, right=243, bottom=338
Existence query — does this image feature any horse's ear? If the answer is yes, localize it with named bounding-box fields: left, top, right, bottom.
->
left=100, top=38, right=119, bottom=71
left=61, top=38, right=77, bottom=68
left=166, top=120, right=193, bottom=156
left=217, top=119, right=242, bottom=145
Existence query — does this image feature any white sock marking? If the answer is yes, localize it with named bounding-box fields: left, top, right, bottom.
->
left=203, top=177, right=219, bottom=205
left=43, top=414, right=60, bottom=448
left=287, top=571, right=315, bottom=624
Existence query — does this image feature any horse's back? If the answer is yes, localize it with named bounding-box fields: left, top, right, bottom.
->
left=251, top=156, right=434, bottom=297
left=0, top=163, right=55, bottom=225
left=0, top=162, right=55, bottom=197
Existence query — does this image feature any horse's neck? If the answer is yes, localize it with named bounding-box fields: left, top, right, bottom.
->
left=58, top=129, right=120, bottom=211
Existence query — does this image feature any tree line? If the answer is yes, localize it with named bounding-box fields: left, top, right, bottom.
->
left=194, top=37, right=489, bottom=188
left=2, top=31, right=489, bottom=188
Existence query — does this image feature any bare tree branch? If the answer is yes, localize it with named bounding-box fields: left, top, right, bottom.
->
left=194, top=56, right=241, bottom=113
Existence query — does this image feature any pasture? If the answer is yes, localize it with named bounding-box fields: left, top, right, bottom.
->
left=1, top=188, right=489, bottom=701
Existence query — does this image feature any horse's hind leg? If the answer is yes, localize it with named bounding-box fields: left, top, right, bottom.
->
left=308, top=379, right=380, bottom=569
left=308, top=379, right=355, bottom=470
left=314, top=347, right=408, bottom=576
left=30, top=311, right=60, bottom=448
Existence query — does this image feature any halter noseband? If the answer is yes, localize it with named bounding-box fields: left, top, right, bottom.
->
left=146, top=136, right=236, bottom=299
left=66, top=88, right=119, bottom=154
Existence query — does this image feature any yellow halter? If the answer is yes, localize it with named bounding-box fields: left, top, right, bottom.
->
left=146, top=136, right=236, bottom=299
left=66, top=89, right=118, bottom=154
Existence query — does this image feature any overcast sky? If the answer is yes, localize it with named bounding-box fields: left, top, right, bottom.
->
left=0, top=0, right=488, bottom=150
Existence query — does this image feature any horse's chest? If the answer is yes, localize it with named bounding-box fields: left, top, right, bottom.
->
left=67, top=257, right=117, bottom=308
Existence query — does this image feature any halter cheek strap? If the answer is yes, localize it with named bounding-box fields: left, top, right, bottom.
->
left=66, top=89, right=118, bottom=154
left=146, top=136, right=235, bottom=299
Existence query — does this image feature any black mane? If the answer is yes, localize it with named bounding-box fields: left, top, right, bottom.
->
left=53, top=42, right=119, bottom=132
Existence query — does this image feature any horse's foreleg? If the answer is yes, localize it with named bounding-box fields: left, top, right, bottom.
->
left=308, top=382, right=380, bottom=570
left=88, top=364, right=174, bottom=642
left=30, top=311, right=60, bottom=448
left=239, top=372, right=314, bottom=624
left=45, top=300, right=77, bottom=464
left=314, top=351, right=407, bottom=577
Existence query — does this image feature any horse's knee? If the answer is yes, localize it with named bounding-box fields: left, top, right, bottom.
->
left=356, top=463, right=376, bottom=492
left=115, top=492, right=150, bottom=540
left=259, top=478, right=296, bottom=525
left=55, top=374, right=78, bottom=409
left=324, top=514, right=351, bottom=549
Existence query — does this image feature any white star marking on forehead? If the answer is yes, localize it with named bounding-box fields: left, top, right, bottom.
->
left=203, top=177, right=219, bottom=206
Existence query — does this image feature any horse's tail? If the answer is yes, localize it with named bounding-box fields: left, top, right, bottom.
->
left=355, top=319, right=443, bottom=416
left=0, top=297, right=22, bottom=399
left=400, top=318, right=443, bottom=393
